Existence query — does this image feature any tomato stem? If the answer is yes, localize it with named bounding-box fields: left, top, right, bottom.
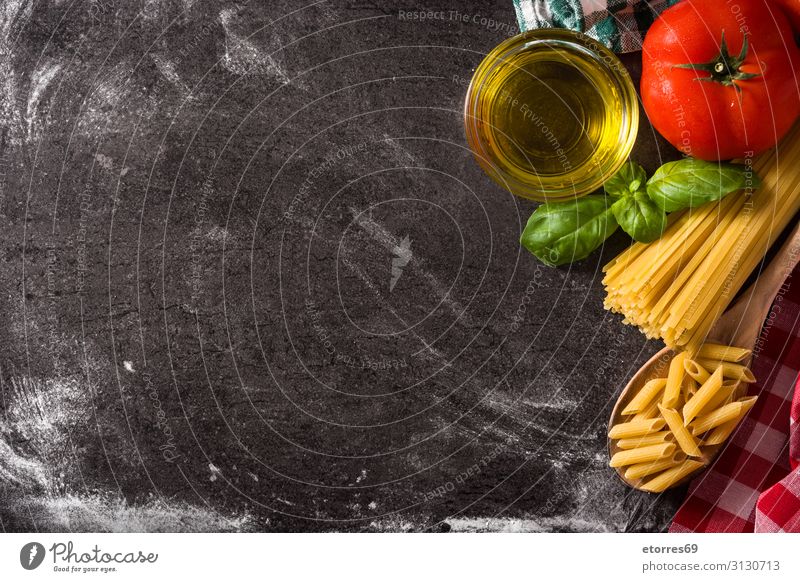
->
left=673, top=31, right=760, bottom=92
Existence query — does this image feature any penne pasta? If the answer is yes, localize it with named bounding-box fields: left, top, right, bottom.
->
left=690, top=397, right=757, bottom=435
left=616, top=431, right=673, bottom=450
left=658, top=405, right=702, bottom=457
left=608, top=418, right=666, bottom=439
left=682, top=376, right=697, bottom=404
left=663, top=352, right=688, bottom=408
left=610, top=343, right=760, bottom=492
left=721, top=378, right=740, bottom=390
left=703, top=409, right=749, bottom=446
left=697, top=343, right=752, bottom=363
left=682, top=367, right=724, bottom=426
left=609, top=442, right=676, bottom=468
left=632, top=397, right=662, bottom=421
left=683, top=359, right=711, bottom=384
left=622, top=378, right=668, bottom=415
left=624, top=453, right=685, bottom=480
left=696, top=360, right=756, bottom=383
left=697, top=381, right=738, bottom=417
left=640, top=460, right=705, bottom=493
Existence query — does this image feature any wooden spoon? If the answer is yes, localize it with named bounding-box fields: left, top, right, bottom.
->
left=608, top=218, right=800, bottom=490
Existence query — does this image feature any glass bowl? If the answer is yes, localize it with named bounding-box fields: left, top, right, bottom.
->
left=464, top=29, right=639, bottom=202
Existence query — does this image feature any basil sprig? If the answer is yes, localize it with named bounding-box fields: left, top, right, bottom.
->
left=647, top=158, right=761, bottom=212
left=604, top=160, right=647, bottom=199
left=520, top=158, right=758, bottom=267
left=520, top=196, right=617, bottom=267
left=611, top=190, right=667, bottom=244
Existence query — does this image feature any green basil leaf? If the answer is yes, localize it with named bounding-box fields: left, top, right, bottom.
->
left=604, top=161, right=648, bottom=198
left=520, top=195, right=618, bottom=266
left=612, top=191, right=667, bottom=243
left=646, top=158, right=760, bottom=212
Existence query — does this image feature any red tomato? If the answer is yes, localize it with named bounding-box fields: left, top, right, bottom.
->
left=641, top=0, right=800, bottom=160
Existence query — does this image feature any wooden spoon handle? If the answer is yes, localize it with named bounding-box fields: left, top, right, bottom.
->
left=722, top=219, right=800, bottom=348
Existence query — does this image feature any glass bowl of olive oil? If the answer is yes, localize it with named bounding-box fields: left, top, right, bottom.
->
left=464, top=29, right=639, bottom=202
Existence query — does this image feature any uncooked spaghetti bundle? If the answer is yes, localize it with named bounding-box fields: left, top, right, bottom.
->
left=603, top=125, right=800, bottom=354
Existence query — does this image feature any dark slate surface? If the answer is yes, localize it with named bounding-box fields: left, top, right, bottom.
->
left=0, top=0, right=685, bottom=532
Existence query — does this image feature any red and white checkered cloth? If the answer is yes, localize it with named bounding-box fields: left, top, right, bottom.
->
left=670, top=263, right=800, bottom=533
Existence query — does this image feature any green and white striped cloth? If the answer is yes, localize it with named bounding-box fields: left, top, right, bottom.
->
left=513, top=0, right=681, bottom=52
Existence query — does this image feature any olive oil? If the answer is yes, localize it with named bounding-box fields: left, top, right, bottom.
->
left=465, top=30, right=638, bottom=201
